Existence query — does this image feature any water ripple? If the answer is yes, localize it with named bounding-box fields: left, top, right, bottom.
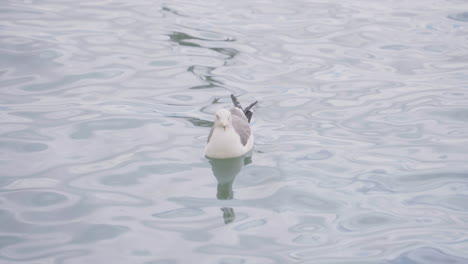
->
left=1, top=0, right=468, bottom=263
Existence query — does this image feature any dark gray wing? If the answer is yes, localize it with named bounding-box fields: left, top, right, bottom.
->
left=231, top=94, right=243, bottom=110
left=207, top=127, right=214, bottom=143
left=230, top=107, right=248, bottom=122
left=231, top=115, right=251, bottom=146
left=243, top=101, right=257, bottom=123
left=231, top=94, right=257, bottom=123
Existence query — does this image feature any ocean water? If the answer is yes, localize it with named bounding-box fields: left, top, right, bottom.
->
left=1, top=0, right=468, bottom=263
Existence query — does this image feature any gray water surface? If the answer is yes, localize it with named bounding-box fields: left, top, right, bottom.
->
left=1, top=0, right=468, bottom=263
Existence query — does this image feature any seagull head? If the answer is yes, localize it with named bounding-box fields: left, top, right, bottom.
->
left=215, top=109, right=232, bottom=131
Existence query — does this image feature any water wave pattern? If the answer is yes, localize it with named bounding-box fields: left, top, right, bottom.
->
left=1, top=0, right=468, bottom=263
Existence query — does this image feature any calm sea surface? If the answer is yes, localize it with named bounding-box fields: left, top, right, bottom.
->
left=1, top=0, right=468, bottom=263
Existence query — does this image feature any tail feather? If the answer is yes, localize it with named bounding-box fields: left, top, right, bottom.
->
left=244, top=101, right=258, bottom=113
left=231, top=94, right=257, bottom=123
left=245, top=111, right=253, bottom=123
left=230, top=94, right=243, bottom=110
left=244, top=101, right=257, bottom=123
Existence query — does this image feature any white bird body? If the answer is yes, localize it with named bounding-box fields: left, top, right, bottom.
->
left=205, top=124, right=254, bottom=159
left=205, top=95, right=257, bottom=159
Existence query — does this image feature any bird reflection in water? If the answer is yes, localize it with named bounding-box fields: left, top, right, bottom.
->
left=208, top=152, right=252, bottom=224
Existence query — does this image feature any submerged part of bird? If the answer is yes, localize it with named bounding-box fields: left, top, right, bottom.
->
left=205, top=94, right=258, bottom=159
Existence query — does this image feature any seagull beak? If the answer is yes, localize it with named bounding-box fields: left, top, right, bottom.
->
left=222, top=122, right=227, bottom=131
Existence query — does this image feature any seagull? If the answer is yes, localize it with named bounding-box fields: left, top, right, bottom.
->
left=205, top=95, right=258, bottom=159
